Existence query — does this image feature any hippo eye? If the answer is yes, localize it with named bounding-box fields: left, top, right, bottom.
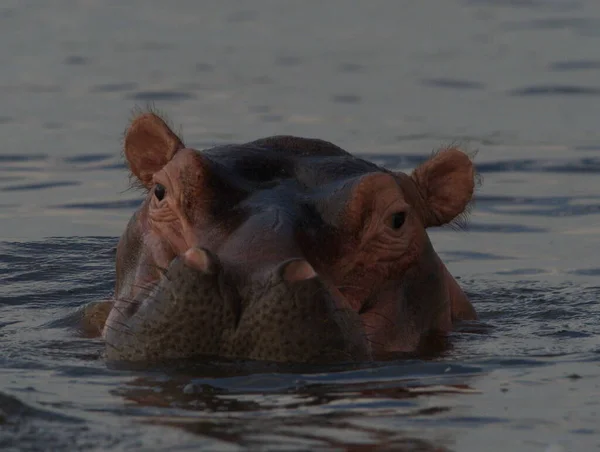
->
left=154, top=183, right=166, bottom=201
left=389, top=212, right=405, bottom=230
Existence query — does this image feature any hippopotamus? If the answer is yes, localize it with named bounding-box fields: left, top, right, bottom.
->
left=99, top=112, right=477, bottom=365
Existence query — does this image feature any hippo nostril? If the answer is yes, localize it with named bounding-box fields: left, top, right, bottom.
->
left=182, top=247, right=217, bottom=274
left=280, top=259, right=318, bottom=283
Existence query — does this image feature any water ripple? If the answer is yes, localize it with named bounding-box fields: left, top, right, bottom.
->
left=63, top=55, right=88, bottom=66
left=509, top=85, right=600, bottom=96
left=52, top=199, right=141, bottom=210
left=476, top=157, right=600, bottom=173
left=0, top=155, right=47, bottom=163
left=2, top=181, right=80, bottom=192
left=128, top=90, right=196, bottom=102
left=90, top=82, right=138, bottom=93
left=421, top=78, right=485, bottom=90
left=63, top=154, right=113, bottom=164
left=331, top=94, right=362, bottom=104
left=465, top=222, right=547, bottom=233
left=549, top=60, right=600, bottom=71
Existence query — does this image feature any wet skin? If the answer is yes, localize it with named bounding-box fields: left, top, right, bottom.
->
left=97, top=112, right=478, bottom=364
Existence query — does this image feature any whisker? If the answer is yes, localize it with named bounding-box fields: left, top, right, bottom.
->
left=361, top=310, right=396, bottom=327
left=114, top=296, right=141, bottom=307
left=132, top=282, right=158, bottom=294
left=307, top=285, right=330, bottom=301
left=335, top=285, right=363, bottom=291
left=146, top=262, right=169, bottom=274
left=104, top=340, right=124, bottom=352
left=103, top=322, right=134, bottom=336
left=360, top=330, right=385, bottom=346
left=363, top=336, right=385, bottom=348
left=108, top=304, right=128, bottom=319
left=135, top=262, right=171, bottom=282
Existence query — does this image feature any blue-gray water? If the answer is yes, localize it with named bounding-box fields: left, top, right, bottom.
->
left=2, top=1, right=600, bottom=450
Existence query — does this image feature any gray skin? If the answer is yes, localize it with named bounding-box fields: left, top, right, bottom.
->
left=100, top=113, right=477, bottom=365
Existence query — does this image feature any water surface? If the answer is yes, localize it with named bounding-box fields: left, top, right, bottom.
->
left=2, top=1, right=600, bottom=450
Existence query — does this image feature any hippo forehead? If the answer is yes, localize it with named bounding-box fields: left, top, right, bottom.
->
left=200, top=136, right=384, bottom=188
left=173, top=136, right=396, bottom=224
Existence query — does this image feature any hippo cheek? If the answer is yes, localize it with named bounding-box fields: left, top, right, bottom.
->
left=103, top=249, right=235, bottom=363
left=357, top=276, right=453, bottom=357
left=228, top=259, right=372, bottom=363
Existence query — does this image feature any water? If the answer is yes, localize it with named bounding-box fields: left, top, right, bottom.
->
left=2, top=0, right=600, bottom=450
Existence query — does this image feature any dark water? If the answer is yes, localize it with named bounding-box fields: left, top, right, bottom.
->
left=2, top=1, right=600, bottom=450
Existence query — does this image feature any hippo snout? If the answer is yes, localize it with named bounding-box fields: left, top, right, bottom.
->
left=104, top=248, right=372, bottom=364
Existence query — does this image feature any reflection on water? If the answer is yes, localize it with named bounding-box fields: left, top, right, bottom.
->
left=3, top=0, right=600, bottom=450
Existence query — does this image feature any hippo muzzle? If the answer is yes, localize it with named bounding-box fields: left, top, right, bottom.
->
left=105, top=245, right=370, bottom=364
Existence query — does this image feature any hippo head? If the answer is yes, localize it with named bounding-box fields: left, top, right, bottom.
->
left=103, top=113, right=476, bottom=364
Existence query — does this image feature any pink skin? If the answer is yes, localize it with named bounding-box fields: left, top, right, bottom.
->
left=98, top=113, right=477, bottom=364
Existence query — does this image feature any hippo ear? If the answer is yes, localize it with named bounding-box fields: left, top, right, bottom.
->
left=124, top=113, right=184, bottom=188
left=409, top=147, right=475, bottom=227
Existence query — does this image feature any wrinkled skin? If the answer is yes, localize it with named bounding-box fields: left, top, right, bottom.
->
left=99, top=112, right=478, bottom=364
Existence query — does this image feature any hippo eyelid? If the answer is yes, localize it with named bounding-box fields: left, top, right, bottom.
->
left=388, top=212, right=406, bottom=230
left=154, top=183, right=166, bottom=201
left=379, top=197, right=409, bottom=231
